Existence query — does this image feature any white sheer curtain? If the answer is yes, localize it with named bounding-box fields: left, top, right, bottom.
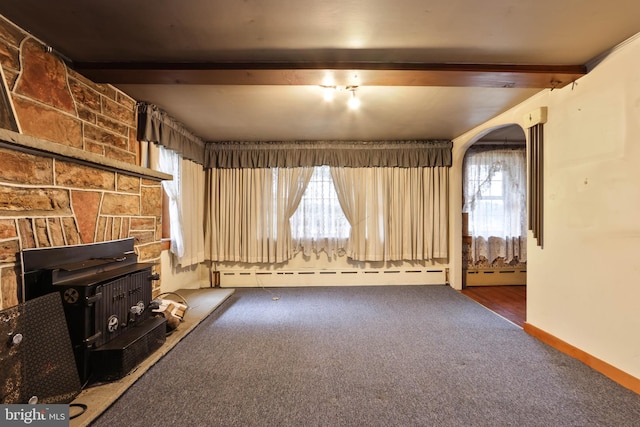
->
left=157, top=146, right=206, bottom=267
left=463, top=148, right=527, bottom=265
left=291, top=166, right=350, bottom=257
left=205, top=167, right=311, bottom=263
left=158, top=146, right=183, bottom=257
left=330, top=166, right=449, bottom=261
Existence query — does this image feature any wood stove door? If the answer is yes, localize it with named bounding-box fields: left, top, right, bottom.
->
left=94, top=268, right=153, bottom=348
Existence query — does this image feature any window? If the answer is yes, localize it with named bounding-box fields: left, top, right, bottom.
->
left=208, top=164, right=448, bottom=262
left=289, top=166, right=350, bottom=256
left=465, top=164, right=507, bottom=238
left=463, top=147, right=527, bottom=264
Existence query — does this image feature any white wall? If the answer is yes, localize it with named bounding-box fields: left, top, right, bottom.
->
left=159, top=249, right=211, bottom=293
left=215, top=252, right=449, bottom=287
left=450, top=34, right=640, bottom=378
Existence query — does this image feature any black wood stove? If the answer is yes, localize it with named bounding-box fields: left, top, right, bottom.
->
left=21, top=238, right=166, bottom=385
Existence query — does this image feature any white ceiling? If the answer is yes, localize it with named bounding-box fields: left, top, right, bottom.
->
left=1, top=1, right=639, bottom=142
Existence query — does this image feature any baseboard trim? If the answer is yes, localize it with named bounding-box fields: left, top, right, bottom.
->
left=523, top=322, right=639, bottom=394
left=218, top=268, right=446, bottom=287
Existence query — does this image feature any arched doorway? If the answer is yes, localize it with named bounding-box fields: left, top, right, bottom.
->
left=460, top=124, right=527, bottom=327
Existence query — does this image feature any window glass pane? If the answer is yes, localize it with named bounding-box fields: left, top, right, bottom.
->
left=291, top=166, right=350, bottom=253
left=488, top=171, right=503, bottom=197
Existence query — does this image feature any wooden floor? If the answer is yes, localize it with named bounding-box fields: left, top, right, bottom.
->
left=460, top=285, right=526, bottom=327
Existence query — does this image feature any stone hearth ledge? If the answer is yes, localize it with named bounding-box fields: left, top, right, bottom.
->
left=0, top=128, right=172, bottom=182
left=69, top=287, right=235, bottom=427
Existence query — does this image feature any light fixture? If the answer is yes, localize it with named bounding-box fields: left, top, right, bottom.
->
left=319, top=85, right=360, bottom=109
left=323, top=86, right=335, bottom=102
left=347, top=87, right=360, bottom=110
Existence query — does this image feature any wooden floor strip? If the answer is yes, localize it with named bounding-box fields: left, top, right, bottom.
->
left=460, top=285, right=526, bottom=327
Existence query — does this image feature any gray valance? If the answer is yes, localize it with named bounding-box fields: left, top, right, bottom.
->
left=137, top=103, right=205, bottom=165
left=204, top=140, right=452, bottom=169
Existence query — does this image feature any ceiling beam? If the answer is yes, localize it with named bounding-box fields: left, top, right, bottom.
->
left=74, top=62, right=586, bottom=89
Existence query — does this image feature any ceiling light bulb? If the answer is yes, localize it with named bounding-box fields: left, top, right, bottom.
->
left=323, top=86, right=335, bottom=102
left=322, top=74, right=335, bottom=87
left=348, top=90, right=360, bottom=109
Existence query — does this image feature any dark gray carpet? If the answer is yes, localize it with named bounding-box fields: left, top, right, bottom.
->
left=91, top=286, right=640, bottom=426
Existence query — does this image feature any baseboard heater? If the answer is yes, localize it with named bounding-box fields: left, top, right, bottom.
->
left=218, top=268, right=447, bottom=287
left=465, top=268, right=526, bottom=286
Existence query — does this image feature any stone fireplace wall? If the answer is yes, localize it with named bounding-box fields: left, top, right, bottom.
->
left=0, top=15, right=163, bottom=310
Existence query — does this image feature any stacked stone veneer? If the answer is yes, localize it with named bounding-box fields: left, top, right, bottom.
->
left=0, top=16, right=163, bottom=309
